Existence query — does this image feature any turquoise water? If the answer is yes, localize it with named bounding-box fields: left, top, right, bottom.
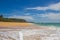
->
left=35, top=23, right=60, bottom=27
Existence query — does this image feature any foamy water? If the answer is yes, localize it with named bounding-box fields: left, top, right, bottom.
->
left=0, top=23, right=60, bottom=40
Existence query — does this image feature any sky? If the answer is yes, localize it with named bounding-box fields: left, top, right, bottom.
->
left=0, top=0, right=60, bottom=23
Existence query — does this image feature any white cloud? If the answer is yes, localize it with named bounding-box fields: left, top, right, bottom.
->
left=24, top=13, right=30, bottom=15
left=8, top=15, right=34, bottom=21
left=26, top=2, right=60, bottom=10
left=37, top=13, right=60, bottom=20
left=49, top=2, right=60, bottom=10
left=27, top=7, right=48, bottom=10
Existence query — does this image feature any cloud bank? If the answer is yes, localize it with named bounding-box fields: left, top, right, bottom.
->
left=37, top=13, right=60, bottom=20
left=26, top=2, right=60, bottom=10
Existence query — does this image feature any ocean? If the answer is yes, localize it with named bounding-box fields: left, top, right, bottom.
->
left=35, top=23, right=60, bottom=28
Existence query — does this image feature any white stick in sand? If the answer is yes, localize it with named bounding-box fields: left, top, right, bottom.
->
left=19, top=31, right=23, bottom=40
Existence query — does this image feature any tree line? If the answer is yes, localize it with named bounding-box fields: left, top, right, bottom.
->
left=0, top=15, right=27, bottom=22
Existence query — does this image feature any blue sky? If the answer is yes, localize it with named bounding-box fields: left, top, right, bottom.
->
left=0, top=0, right=60, bottom=23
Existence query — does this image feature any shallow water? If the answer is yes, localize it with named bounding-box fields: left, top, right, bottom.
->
left=0, top=29, right=60, bottom=40
left=35, top=23, right=60, bottom=27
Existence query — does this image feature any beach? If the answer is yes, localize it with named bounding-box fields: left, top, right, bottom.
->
left=0, top=22, right=52, bottom=30
left=0, top=22, right=58, bottom=30
left=0, top=22, right=60, bottom=40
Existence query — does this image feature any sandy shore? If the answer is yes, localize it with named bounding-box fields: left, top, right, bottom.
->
left=0, top=22, right=41, bottom=29
left=0, top=22, right=51, bottom=30
left=0, top=22, right=33, bottom=27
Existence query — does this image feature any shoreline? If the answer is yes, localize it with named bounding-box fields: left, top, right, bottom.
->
left=0, top=22, right=41, bottom=29
left=0, top=22, right=59, bottom=31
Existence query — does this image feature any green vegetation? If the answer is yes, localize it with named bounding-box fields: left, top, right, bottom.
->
left=0, top=15, right=27, bottom=22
